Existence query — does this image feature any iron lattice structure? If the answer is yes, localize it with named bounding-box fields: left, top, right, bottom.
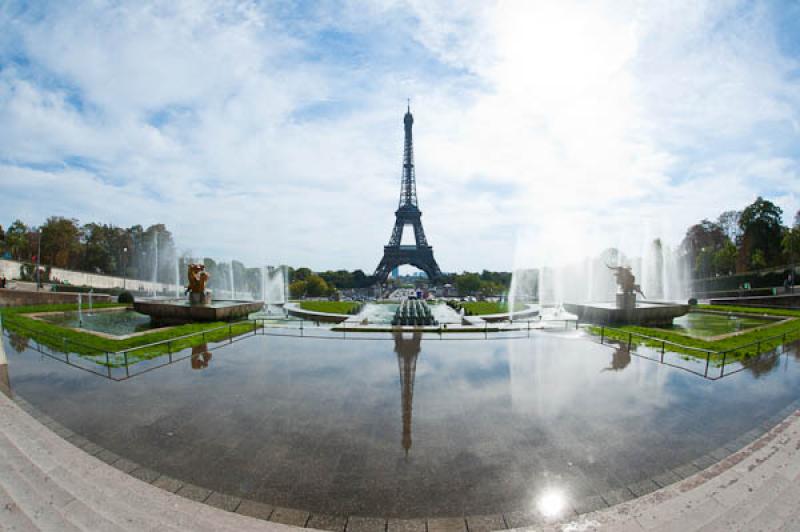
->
left=374, top=106, right=442, bottom=282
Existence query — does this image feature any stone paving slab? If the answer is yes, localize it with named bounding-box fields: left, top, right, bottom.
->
left=176, top=483, right=213, bottom=502
left=129, top=466, right=161, bottom=484
left=346, top=516, right=387, bottom=532
left=152, top=474, right=184, bottom=493
left=651, top=469, right=682, bottom=488
left=387, top=518, right=426, bottom=532
left=270, top=507, right=311, bottom=527
left=206, top=491, right=243, bottom=512
left=466, top=513, right=506, bottom=532
left=308, top=514, right=348, bottom=532
left=237, top=500, right=275, bottom=521
left=428, top=517, right=467, bottom=532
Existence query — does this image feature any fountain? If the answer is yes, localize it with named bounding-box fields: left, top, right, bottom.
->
left=563, top=263, right=688, bottom=326
left=228, top=261, right=236, bottom=300
left=133, top=263, right=262, bottom=325
left=175, top=258, right=181, bottom=299
left=151, top=231, right=159, bottom=297
left=261, top=265, right=288, bottom=314
left=77, top=293, right=83, bottom=327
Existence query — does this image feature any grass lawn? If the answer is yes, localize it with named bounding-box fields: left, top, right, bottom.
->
left=455, top=301, right=527, bottom=316
left=298, top=301, right=363, bottom=315
left=0, top=303, right=260, bottom=366
left=587, top=305, right=800, bottom=363
left=696, top=304, right=800, bottom=318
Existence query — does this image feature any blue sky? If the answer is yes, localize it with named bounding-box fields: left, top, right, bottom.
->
left=0, top=0, right=799, bottom=272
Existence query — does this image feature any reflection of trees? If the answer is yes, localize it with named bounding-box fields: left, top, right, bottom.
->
left=602, top=345, right=631, bottom=372
left=745, top=354, right=780, bottom=378
left=394, top=331, right=422, bottom=456
left=190, top=343, right=212, bottom=369
left=9, top=333, right=29, bottom=354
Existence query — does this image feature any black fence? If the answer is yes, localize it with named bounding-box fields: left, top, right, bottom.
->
left=592, top=323, right=800, bottom=380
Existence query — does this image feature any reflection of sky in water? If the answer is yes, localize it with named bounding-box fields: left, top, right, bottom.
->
left=669, top=312, right=773, bottom=337
left=3, top=332, right=800, bottom=518
left=38, top=310, right=154, bottom=335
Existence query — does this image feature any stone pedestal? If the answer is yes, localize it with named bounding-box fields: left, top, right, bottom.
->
left=189, top=292, right=211, bottom=306
left=616, top=292, right=636, bottom=310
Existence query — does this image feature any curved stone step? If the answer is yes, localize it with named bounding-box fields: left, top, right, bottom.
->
left=0, top=403, right=234, bottom=532
left=0, top=393, right=302, bottom=532
left=0, top=482, right=41, bottom=532
left=0, top=427, right=182, bottom=532
left=0, top=440, right=82, bottom=532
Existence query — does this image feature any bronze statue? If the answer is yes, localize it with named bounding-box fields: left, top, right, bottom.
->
left=186, top=263, right=209, bottom=295
left=606, top=264, right=645, bottom=298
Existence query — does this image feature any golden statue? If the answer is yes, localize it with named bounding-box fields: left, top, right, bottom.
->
left=186, top=263, right=211, bottom=304
left=186, top=263, right=209, bottom=294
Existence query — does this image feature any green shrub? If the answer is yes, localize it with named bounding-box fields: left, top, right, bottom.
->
left=118, top=291, right=134, bottom=304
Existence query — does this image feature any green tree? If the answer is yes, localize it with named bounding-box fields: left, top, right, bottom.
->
left=783, top=226, right=800, bottom=265
left=352, top=269, right=369, bottom=288
left=682, top=219, right=729, bottom=277
left=40, top=217, right=82, bottom=268
left=737, top=198, right=784, bottom=271
left=289, top=280, right=307, bottom=299
left=81, top=223, right=118, bottom=274
left=694, top=248, right=715, bottom=278
left=293, top=267, right=312, bottom=282
left=713, top=242, right=737, bottom=276
left=304, top=274, right=330, bottom=297
left=5, top=220, right=30, bottom=261
left=479, top=281, right=505, bottom=297
left=455, top=272, right=482, bottom=296
left=751, top=249, right=767, bottom=270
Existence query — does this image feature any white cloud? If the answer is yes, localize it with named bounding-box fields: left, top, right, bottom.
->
left=1, top=0, right=799, bottom=272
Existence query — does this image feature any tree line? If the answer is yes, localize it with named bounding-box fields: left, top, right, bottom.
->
left=0, top=217, right=176, bottom=283
left=287, top=267, right=512, bottom=298
left=682, top=197, right=800, bottom=279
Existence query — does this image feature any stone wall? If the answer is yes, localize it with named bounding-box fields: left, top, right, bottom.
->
left=0, top=288, right=114, bottom=308
left=0, top=259, right=176, bottom=293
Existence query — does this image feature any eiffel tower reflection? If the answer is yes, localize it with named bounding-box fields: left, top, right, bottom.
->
left=393, top=331, right=421, bottom=456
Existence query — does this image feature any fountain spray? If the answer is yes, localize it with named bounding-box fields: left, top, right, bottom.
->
left=152, top=231, right=159, bottom=298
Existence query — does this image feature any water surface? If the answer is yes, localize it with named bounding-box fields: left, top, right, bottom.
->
left=3, top=330, right=799, bottom=518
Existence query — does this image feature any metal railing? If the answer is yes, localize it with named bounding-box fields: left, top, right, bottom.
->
left=1, top=314, right=585, bottom=377
left=593, top=323, right=800, bottom=380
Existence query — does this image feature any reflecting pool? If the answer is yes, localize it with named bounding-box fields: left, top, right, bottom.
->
left=36, top=309, right=156, bottom=336
left=3, top=330, right=800, bottom=518
left=669, top=311, right=774, bottom=338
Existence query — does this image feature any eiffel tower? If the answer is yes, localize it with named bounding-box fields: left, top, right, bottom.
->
left=374, top=104, right=442, bottom=282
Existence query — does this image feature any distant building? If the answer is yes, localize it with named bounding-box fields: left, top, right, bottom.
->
left=392, top=266, right=399, bottom=279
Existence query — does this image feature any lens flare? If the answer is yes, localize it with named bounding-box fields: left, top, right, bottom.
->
left=537, top=489, right=567, bottom=518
